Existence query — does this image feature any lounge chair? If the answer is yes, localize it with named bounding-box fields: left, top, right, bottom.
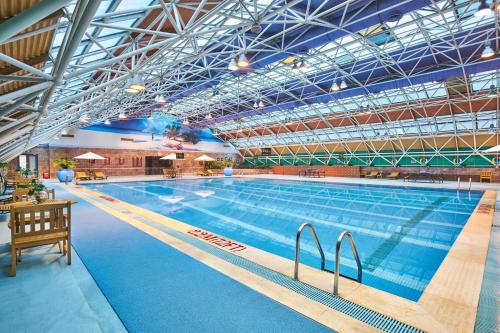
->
left=480, top=170, right=492, bottom=183
left=197, top=170, right=210, bottom=176
left=386, top=171, right=400, bottom=179
left=364, top=171, right=381, bottom=178
left=94, top=171, right=107, bottom=180
left=207, top=169, right=214, bottom=176
left=75, top=171, right=91, bottom=181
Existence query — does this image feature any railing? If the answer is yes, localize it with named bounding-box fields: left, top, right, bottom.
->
left=294, top=223, right=363, bottom=296
left=294, top=222, right=325, bottom=280
left=457, top=177, right=461, bottom=191
left=333, top=231, right=362, bottom=295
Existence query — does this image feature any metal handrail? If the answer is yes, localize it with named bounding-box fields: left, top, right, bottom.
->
left=457, top=177, right=461, bottom=191
left=333, top=231, right=362, bottom=295
left=468, top=177, right=472, bottom=192
left=294, top=222, right=325, bottom=280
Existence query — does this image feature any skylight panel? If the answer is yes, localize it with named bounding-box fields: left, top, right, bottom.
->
left=81, top=53, right=106, bottom=64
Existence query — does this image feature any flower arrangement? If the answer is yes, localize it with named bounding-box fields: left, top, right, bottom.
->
left=27, top=180, right=48, bottom=203
left=54, top=157, right=75, bottom=169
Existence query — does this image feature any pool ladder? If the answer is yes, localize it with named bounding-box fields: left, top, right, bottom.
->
left=294, top=222, right=362, bottom=295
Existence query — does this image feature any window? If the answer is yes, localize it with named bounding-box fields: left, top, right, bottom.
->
left=175, top=153, right=185, bottom=160
left=104, top=157, right=110, bottom=165
left=132, top=157, right=142, bottom=167
left=116, top=157, right=125, bottom=165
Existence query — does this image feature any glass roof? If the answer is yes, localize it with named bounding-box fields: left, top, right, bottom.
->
left=0, top=0, right=497, bottom=161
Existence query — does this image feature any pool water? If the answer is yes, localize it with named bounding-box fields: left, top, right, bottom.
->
left=86, top=178, right=482, bottom=301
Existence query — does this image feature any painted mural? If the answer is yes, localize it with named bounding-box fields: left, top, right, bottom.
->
left=83, top=114, right=225, bottom=152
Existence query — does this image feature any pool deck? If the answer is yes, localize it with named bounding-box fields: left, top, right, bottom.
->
left=67, top=175, right=497, bottom=332
left=2, top=174, right=497, bottom=332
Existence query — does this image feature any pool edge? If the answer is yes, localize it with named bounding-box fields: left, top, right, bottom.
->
left=65, top=182, right=473, bottom=333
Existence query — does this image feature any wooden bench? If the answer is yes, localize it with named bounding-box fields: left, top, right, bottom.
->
left=480, top=171, right=492, bottom=183
left=10, top=201, right=72, bottom=276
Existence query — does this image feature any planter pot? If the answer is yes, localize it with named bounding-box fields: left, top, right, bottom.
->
left=224, top=167, right=233, bottom=177
left=56, top=168, right=74, bottom=183
left=31, top=190, right=48, bottom=203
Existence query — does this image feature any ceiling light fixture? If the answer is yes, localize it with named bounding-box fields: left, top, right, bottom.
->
left=155, top=95, right=167, bottom=105
left=488, top=84, right=497, bottom=97
left=61, top=129, right=68, bottom=135
left=253, top=101, right=258, bottom=108
left=258, top=100, right=265, bottom=108
left=129, top=74, right=146, bottom=91
left=331, top=81, right=340, bottom=91
left=227, top=58, right=238, bottom=71
left=205, top=113, right=212, bottom=119
left=481, top=40, right=495, bottom=58
left=104, top=119, right=111, bottom=125
left=183, top=119, right=190, bottom=125
left=298, top=60, right=307, bottom=73
left=237, top=53, right=249, bottom=67
left=475, top=0, right=492, bottom=17
left=118, top=112, right=127, bottom=119
left=340, top=79, right=347, bottom=89
left=79, top=114, right=90, bottom=123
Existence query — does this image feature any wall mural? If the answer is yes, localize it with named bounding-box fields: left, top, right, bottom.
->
left=84, top=114, right=225, bottom=152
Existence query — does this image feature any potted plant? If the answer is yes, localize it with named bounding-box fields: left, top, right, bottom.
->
left=28, top=180, right=48, bottom=203
left=223, top=160, right=234, bottom=176
left=54, top=157, right=75, bottom=183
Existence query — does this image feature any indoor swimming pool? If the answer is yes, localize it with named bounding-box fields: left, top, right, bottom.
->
left=86, top=178, right=483, bottom=301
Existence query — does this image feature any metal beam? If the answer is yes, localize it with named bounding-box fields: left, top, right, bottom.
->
left=0, top=81, right=51, bottom=105
left=0, top=91, right=41, bottom=118
left=24, top=0, right=103, bottom=148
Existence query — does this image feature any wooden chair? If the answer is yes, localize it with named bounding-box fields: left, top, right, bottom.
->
left=12, top=189, right=30, bottom=202
left=162, top=168, right=176, bottom=178
left=10, top=201, right=72, bottom=276
left=386, top=171, right=400, bottom=179
left=75, top=171, right=91, bottom=181
left=480, top=170, right=492, bottom=183
left=94, top=171, right=107, bottom=180
left=45, top=188, right=56, bottom=199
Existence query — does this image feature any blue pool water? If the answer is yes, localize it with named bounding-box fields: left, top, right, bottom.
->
left=86, top=178, right=482, bottom=301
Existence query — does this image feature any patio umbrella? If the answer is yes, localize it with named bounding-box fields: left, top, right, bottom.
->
left=74, top=152, right=105, bottom=174
left=485, top=145, right=500, bottom=153
left=194, top=154, right=215, bottom=162
left=160, top=153, right=177, bottom=160
left=195, top=154, right=215, bottom=171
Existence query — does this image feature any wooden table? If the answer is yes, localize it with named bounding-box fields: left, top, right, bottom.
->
left=0, top=199, right=77, bottom=212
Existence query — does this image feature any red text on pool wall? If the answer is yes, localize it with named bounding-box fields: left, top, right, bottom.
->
left=187, top=229, right=247, bottom=252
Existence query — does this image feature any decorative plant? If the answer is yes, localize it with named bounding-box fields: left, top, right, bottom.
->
left=54, top=157, right=75, bottom=169
left=0, top=162, right=8, bottom=174
left=205, top=160, right=233, bottom=169
left=28, top=180, right=48, bottom=203
left=28, top=181, right=47, bottom=196
left=16, top=167, right=33, bottom=178
left=180, top=132, right=200, bottom=144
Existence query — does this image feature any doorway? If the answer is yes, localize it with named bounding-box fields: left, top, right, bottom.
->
left=17, top=154, right=38, bottom=176
left=145, top=156, right=172, bottom=175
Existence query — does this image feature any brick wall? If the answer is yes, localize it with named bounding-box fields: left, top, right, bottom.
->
left=9, top=147, right=237, bottom=178
left=272, top=165, right=360, bottom=177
